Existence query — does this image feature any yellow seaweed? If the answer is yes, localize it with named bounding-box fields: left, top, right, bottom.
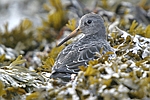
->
left=84, top=65, right=98, bottom=76
left=0, top=81, right=6, bottom=96
left=10, top=55, right=26, bottom=67
left=0, top=54, right=5, bottom=63
left=129, top=20, right=138, bottom=35
left=66, top=19, right=77, bottom=31
left=26, top=92, right=39, bottom=100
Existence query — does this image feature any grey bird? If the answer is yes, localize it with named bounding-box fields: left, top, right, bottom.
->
left=50, top=13, right=114, bottom=82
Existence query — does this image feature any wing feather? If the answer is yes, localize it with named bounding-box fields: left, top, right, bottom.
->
left=52, top=40, right=114, bottom=79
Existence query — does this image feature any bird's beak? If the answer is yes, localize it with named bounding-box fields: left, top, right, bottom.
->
left=57, top=26, right=81, bottom=46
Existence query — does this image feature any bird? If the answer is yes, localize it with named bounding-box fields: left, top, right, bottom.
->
left=50, top=13, right=114, bottom=82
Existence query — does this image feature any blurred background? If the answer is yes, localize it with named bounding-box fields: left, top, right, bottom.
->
left=0, top=0, right=47, bottom=31
left=0, top=0, right=149, bottom=31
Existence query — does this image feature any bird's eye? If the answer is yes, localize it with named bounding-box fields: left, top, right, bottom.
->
left=87, top=20, right=92, bottom=24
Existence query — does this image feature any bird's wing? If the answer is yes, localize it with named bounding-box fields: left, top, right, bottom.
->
left=53, top=42, right=112, bottom=73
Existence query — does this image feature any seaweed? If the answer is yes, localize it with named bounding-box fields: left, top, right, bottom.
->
left=37, top=0, right=68, bottom=42
left=0, top=19, right=36, bottom=51
left=0, top=0, right=150, bottom=100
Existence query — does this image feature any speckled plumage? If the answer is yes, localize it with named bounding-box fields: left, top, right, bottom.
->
left=50, top=13, right=114, bottom=82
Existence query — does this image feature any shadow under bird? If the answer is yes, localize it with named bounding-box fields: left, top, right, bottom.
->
left=50, top=13, right=115, bottom=82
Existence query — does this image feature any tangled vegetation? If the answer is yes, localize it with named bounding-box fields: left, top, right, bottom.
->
left=0, top=0, right=150, bottom=100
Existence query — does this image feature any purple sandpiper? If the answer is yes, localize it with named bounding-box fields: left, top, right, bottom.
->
left=50, top=13, right=114, bottom=82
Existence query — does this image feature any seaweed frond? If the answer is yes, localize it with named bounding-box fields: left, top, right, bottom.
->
left=9, top=55, right=26, bottom=67
left=128, top=20, right=150, bottom=38
left=66, top=19, right=77, bottom=31
left=0, top=54, right=5, bottom=63
left=128, top=20, right=138, bottom=35
left=0, top=81, right=6, bottom=96
left=43, top=0, right=68, bottom=30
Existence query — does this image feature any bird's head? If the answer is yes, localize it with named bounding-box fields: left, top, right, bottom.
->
left=57, top=13, right=106, bottom=46
left=79, top=13, right=105, bottom=35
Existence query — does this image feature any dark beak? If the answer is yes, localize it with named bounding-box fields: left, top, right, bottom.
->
left=57, top=27, right=81, bottom=47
